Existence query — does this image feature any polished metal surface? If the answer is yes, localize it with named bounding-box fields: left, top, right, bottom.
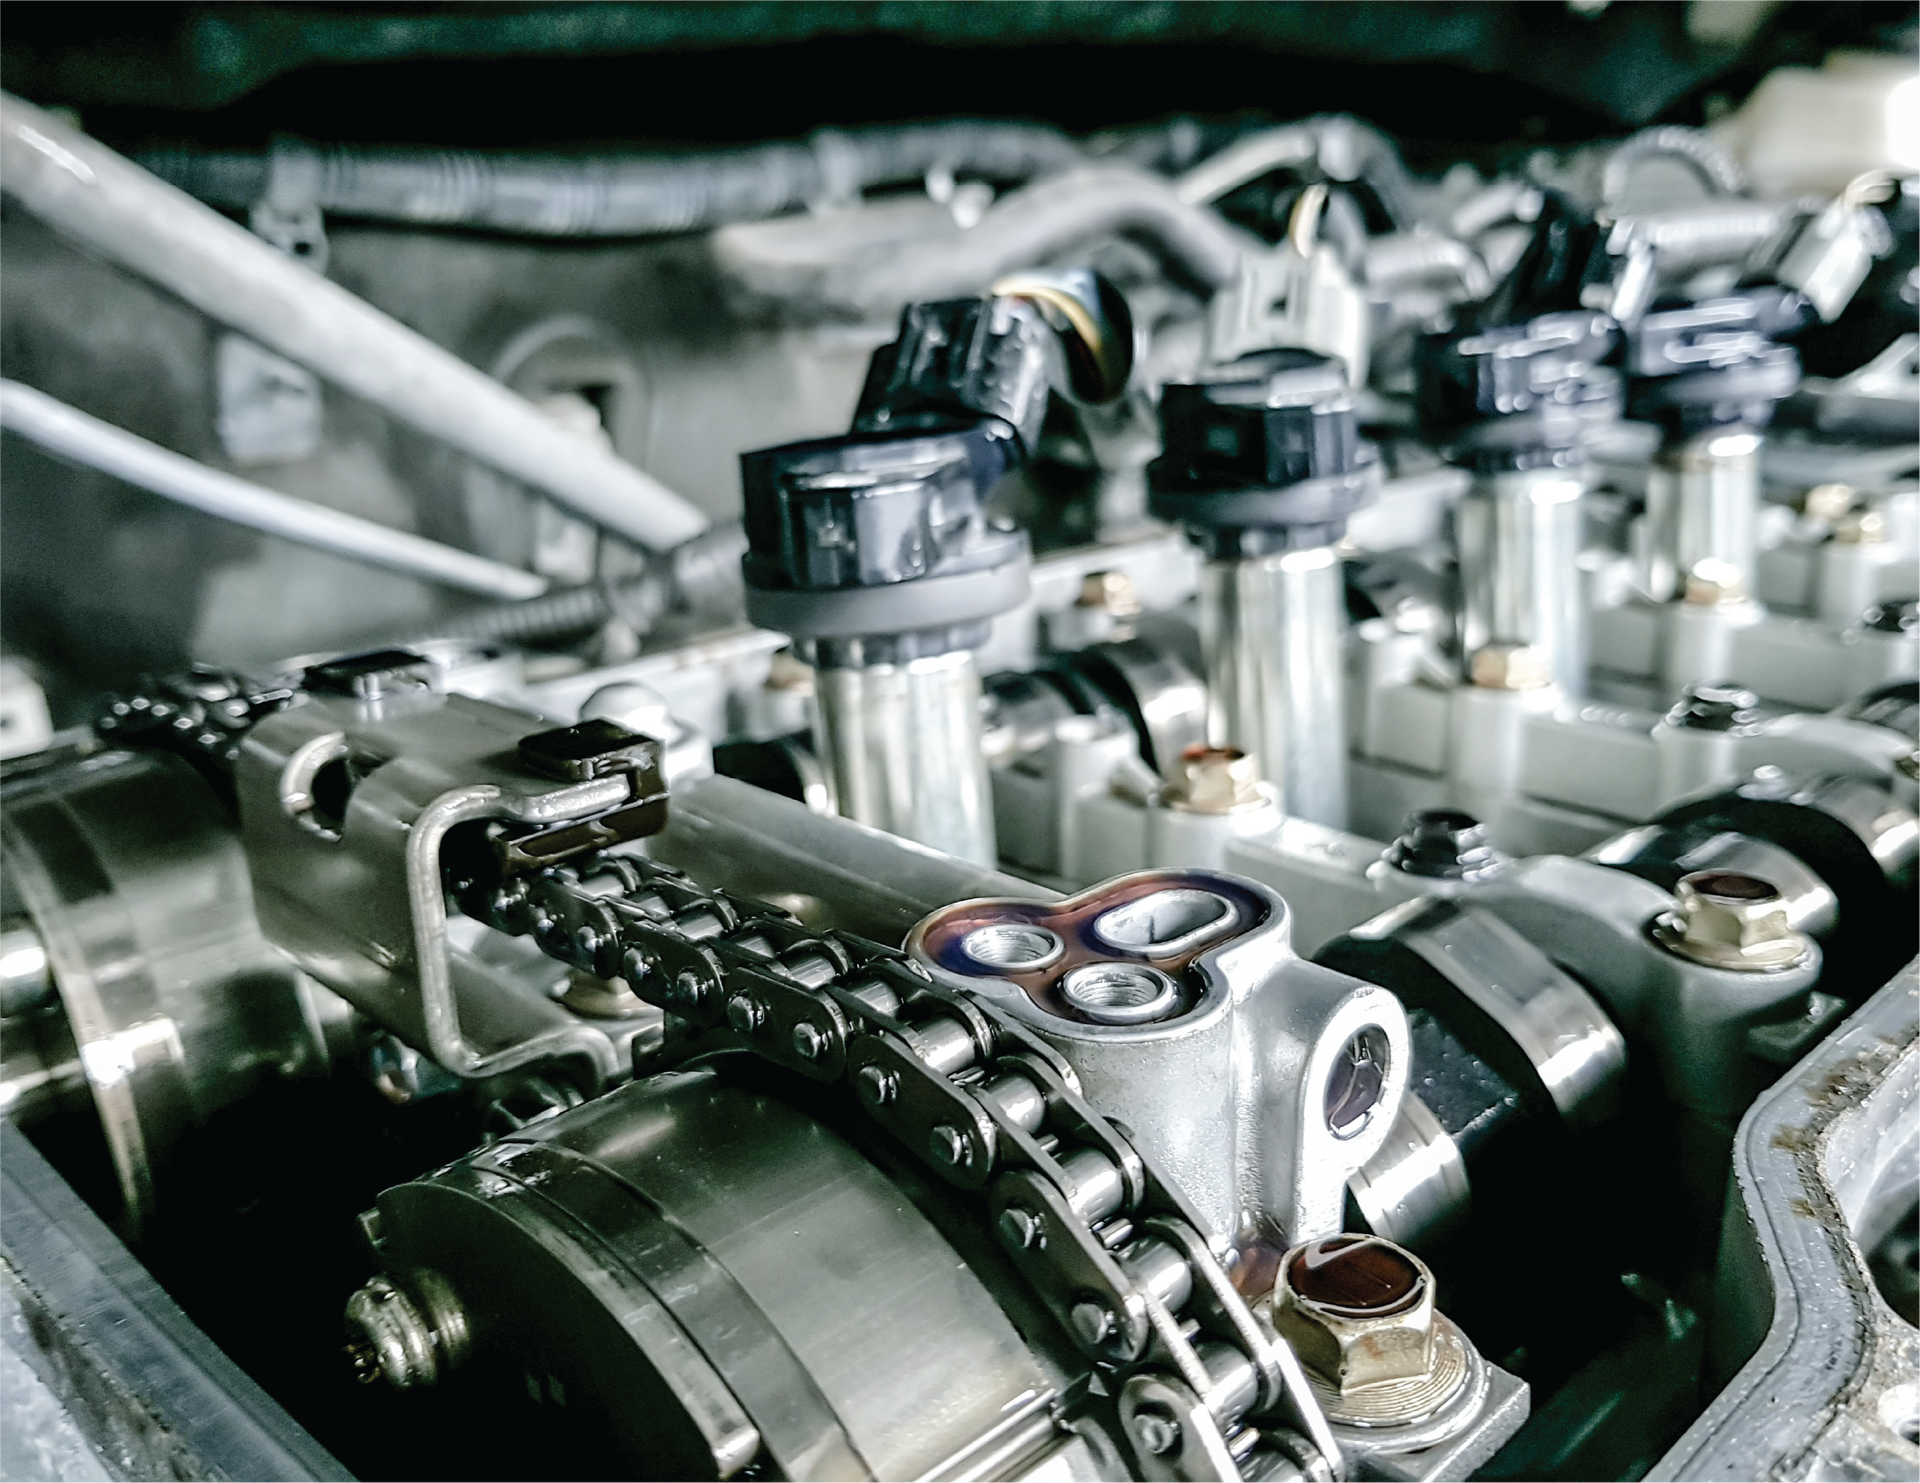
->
left=1642, top=427, right=1764, bottom=602
left=2, top=749, right=328, bottom=1233
left=1200, top=547, right=1348, bottom=828
left=1347, top=899, right=1627, bottom=1131
left=236, top=688, right=644, bottom=1087
left=911, top=871, right=1409, bottom=1253
left=652, top=772, right=1059, bottom=945
left=1455, top=467, right=1587, bottom=696
left=812, top=650, right=998, bottom=866
left=1345, top=1093, right=1471, bottom=1254
left=0, top=920, right=53, bottom=1018
left=373, top=1067, right=1059, bottom=1481
left=1648, top=964, right=1920, bottom=1483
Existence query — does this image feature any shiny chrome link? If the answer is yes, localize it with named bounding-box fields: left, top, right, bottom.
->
left=450, top=846, right=1344, bottom=1482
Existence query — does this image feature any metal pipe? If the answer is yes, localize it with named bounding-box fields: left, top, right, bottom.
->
left=810, top=650, right=998, bottom=867
left=650, top=774, right=1056, bottom=946
left=1456, top=465, right=1589, bottom=695
left=0, top=380, right=549, bottom=602
left=856, top=165, right=1246, bottom=307
left=0, top=93, right=708, bottom=551
left=1199, top=544, right=1349, bottom=828
left=1642, top=426, right=1764, bottom=602
left=141, top=123, right=1084, bottom=237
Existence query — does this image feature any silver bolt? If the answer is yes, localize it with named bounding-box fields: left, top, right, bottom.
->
left=856, top=1064, right=897, bottom=1107
left=1132, top=1408, right=1181, bottom=1457
left=997, top=1206, right=1043, bottom=1250
left=726, top=994, right=765, bottom=1034
left=1070, top=1300, right=1116, bottom=1348
left=928, top=1124, right=971, bottom=1169
left=791, top=1022, right=828, bottom=1061
left=1653, top=870, right=1812, bottom=973
left=1469, top=642, right=1552, bottom=690
left=1165, top=745, right=1265, bottom=815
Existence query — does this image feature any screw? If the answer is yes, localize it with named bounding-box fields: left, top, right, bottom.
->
left=1384, top=809, right=1501, bottom=880
left=1865, top=600, right=1918, bottom=635
left=1132, top=1408, right=1182, bottom=1457
left=1166, top=745, right=1264, bottom=814
left=1469, top=642, right=1552, bottom=690
left=1667, top=682, right=1760, bottom=733
left=1802, top=482, right=1855, bottom=522
left=928, top=1124, right=971, bottom=1169
left=997, top=1206, right=1043, bottom=1250
left=1076, top=569, right=1143, bottom=618
left=856, top=1064, right=898, bottom=1107
left=1069, top=1300, right=1116, bottom=1348
left=1653, top=870, right=1812, bottom=973
left=726, top=995, right=765, bottom=1034
left=1682, top=559, right=1746, bottom=607
left=1275, top=1235, right=1439, bottom=1396
left=791, top=1022, right=828, bottom=1061
left=1833, top=507, right=1888, bottom=545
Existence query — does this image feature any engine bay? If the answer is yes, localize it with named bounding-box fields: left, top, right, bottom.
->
left=0, top=7, right=1915, bottom=1481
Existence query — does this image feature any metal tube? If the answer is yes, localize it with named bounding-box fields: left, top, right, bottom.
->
left=811, top=650, right=998, bottom=866
left=856, top=166, right=1244, bottom=308
left=0, top=93, right=708, bottom=551
left=0, top=381, right=550, bottom=602
left=1200, top=545, right=1348, bottom=828
left=142, top=124, right=1084, bottom=237
left=1643, top=426, right=1764, bottom=602
left=649, top=774, right=1055, bottom=946
left=1456, top=465, right=1588, bottom=695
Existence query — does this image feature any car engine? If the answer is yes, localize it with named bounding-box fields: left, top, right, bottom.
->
left=0, top=7, right=1915, bottom=1481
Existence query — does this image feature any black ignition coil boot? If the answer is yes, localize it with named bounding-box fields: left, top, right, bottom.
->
left=1415, top=311, right=1621, bottom=473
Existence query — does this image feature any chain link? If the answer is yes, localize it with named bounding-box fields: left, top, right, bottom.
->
left=448, top=846, right=1338, bottom=1482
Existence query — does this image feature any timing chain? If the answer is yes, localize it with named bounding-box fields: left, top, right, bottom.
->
left=447, top=846, right=1339, bottom=1483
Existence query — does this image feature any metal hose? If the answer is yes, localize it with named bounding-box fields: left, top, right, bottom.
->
left=1, top=92, right=710, bottom=551
left=140, top=123, right=1086, bottom=237
left=0, top=379, right=549, bottom=603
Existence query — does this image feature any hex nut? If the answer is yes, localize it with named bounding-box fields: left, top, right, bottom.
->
left=1801, top=482, right=1855, bottom=522
left=1832, top=507, right=1888, bottom=545
left=1652, top=870, right=1813, bottom=973
left=1467, top=643, right=1551, bottom=691
left=1274, top=1235, right=1437, bottom=1393
left=1165, top=745, right=1265, bottom=814
left=1076, top=569, right=1143, bottom=617
left=1682, top=558, right=1747, bottom=607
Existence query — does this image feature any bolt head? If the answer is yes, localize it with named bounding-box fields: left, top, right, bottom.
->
left=1385, top=809, right=1501, bottom=880
left=928, top=1124, right=971, bottom=1169
left=1468, top=642, right=1552, bottom=690
left=791, top=1022, right=828, bottom=1061
left=1132, top=1408, right=1182, bottom=1457
left=672, top=969, right=707, bottom=1006
left=1166, top=745, right=1265, bottom=814
left=1682, top=558, right=1747, bottom=606
left=1076, top=569, right=1143, bottom=617
left=1069, top=1300, right=1116, bottom=1348
left=1802, top=482, right=1855, bottom=522
left=725, top=995, right=765, bottom=1034
left=1832, top=507, right=1887, bottom=545
left=1275, top=1235, right=1437, bottom=1393
left=1864, top=599, right=1918, bottom=635
left=1655, top=870, right=1812, bottom=972
left=1667, top=683, right=1760, bottom=733
left=855, top=1063, right=897, bottom=1107
left=997, top=1205, right=1043, bottom=1250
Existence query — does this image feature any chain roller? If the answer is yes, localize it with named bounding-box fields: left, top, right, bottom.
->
left=446, top=845, right=1342, bottom=1482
